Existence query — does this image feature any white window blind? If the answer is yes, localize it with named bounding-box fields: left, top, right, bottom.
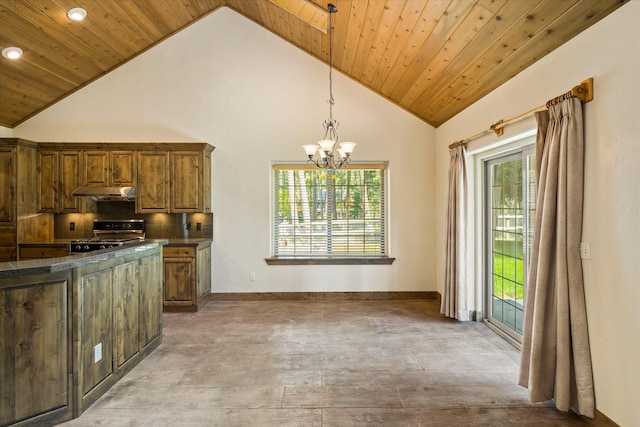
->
left=273, top=164, right=387, bottom=257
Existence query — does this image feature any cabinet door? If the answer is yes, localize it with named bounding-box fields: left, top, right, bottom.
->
left=196, top=245, right=212, bottom=300
left=136, top=152, right=169, bottom=213
left=139, top=253, right=162, bottom=349
left=0, top=279, right=69, bottom=425
left=110, top=151, right=135, bottom=186
left=83, top=151, right=109, bottom=186
left=170, top=151, right=202, bottom=213
left=37, top=150, right=58, bottom=213
left=163, top=257, right=195, bottom=304
left=203, top=149, right=211, bottom=212
left=38, top=150, right=82, bottom=213
left=59, top=151, right=82, bottom=212
left=114, top=261, right=139, bottom=367
left=0, top=146, right=15, bottom=224
left=80, top=268, right=113, bottom=396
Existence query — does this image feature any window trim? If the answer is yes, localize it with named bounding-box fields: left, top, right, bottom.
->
left=264, top=257, right=395, bottom=265
left=269, top=162, right=390, bottom=263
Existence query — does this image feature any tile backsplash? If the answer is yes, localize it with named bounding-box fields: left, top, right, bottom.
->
left=54, top=202, right=213, bottom=240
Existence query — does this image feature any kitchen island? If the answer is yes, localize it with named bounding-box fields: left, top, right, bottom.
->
left=0, top=240, right=166, bottom=426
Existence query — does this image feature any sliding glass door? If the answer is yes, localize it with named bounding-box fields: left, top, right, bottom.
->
left=485, top=147, right=535, bottom=340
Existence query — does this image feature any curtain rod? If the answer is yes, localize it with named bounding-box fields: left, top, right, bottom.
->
left=448, top=78, right=594, bottom=150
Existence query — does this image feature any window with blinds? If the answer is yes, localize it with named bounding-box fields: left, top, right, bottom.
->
left=273, top=164, right=387, bottom=257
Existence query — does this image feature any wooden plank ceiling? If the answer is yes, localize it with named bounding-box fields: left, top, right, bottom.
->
left=0, top=0, right=629, bottom=129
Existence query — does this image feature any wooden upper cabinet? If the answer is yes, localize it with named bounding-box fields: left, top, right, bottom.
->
left=136, top=151, right=169, bottom=213
left=83, top=151, right=108, bottom=186
left=36, top=142, right=213, bottom=214
left=37, top=150, right=58, bottom=213
left=0, top=145, right=16, bottom=225
left=170, top=148, right=212, bottom=213
left=110, top=151, right=135, bottom=186
left=59, top=151, right=83, bottom=212
left=1, top=139, right=52, bottom=262
left=83, top=150, right=135, bottom=187
left=39, top=150, right=83, bottom=213
left=171, top=152, right=201, bottom=213
left=137, top=145, right=211, bottom=214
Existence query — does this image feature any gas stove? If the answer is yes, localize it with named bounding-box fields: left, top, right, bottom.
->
left=70, top=220, right=145, bottom=253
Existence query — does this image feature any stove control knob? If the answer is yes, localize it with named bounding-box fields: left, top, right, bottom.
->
left=99, top=245, right=106, bottom=250
left=74, top=245, right=82, bottom=251
left=108, top=244, right=115, bottom=249
left=83, top=245, right=90, bottom=251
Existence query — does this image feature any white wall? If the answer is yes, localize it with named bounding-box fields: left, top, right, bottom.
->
left=435, top=3, right=640, bottom=426
left=0, top=126, right=13, bottom=137
left=13, top=7, right=436, bottom=294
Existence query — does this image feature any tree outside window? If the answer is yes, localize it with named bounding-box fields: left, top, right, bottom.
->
left=273, top=165, right=386, bottom=257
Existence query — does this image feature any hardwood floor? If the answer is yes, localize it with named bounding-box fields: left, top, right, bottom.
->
left=61, top=299, right=587, bottom=426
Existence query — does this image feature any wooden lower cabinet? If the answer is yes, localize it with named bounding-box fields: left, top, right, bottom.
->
left=139, top=253, right=163, bottom=347
left=74, top=247, right=163, bottom=415
left=0, top=243, right=164, bottom=426
left=114, top=260, right=139, bottom=368
left=0, top=272, right=72, bottom=426
left=163, top=240, right=212, bottom=312
left=79, top=268, right=114, bottom=398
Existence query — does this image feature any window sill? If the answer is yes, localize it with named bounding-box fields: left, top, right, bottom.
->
left=264, top=257, right=395, bottom=265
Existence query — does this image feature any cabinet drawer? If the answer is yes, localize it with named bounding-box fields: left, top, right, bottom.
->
left=163, top=246, right=196, bottom=258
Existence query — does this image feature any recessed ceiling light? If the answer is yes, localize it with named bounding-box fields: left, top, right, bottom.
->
left=67, top=7, right=87, bottom=21
left=2, top=47, right=23, bottom=59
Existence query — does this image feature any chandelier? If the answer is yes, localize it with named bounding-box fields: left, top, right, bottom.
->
left=302, top=3, right=356, bottom=170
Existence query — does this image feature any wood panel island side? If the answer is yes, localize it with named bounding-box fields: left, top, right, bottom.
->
left=0, top=240, right=166, bottom=426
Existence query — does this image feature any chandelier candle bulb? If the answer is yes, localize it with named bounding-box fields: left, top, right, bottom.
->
left=303, top=144, right=319, bottom=157
left=318, top=139, right=336, bottom=152
left=339, top=142, right=356, bottom=154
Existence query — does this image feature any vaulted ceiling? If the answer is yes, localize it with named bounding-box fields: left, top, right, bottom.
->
left=0, top=0, right=629, bottom=129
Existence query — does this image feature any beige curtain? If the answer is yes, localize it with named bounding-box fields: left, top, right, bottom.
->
left=519, top=97, right=595, bottom=417
left=441, top=144, right=470, bottom=320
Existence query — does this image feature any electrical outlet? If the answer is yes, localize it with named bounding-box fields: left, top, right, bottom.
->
left=580, top=242, right=591, bottom=260
left=186, top=222, right=191, bottom=230
left=70, top=222, right=75, bottom=231
left=94, top=343, right=102, bottom=363
left=196, top=222, right=202, bottom=231
left=250, top=272, right=256, bottom=281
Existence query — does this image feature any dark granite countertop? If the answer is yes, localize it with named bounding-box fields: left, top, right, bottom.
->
left=19, top=238, right=212, bottom=246
left=165, top=238, right=212, bottom=246
left=1, top=239, right=168, bottom=280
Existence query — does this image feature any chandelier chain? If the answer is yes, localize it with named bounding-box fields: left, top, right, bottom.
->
left=328, top=6, right=334, bottom=122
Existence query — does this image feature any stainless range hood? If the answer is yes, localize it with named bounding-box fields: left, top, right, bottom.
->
left=72, top=186, right=136, bottom=201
